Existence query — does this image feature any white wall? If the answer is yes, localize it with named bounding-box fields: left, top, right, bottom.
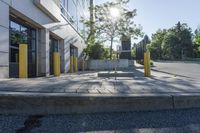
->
left=88, top=60, right=129, bottom=70
left=0, top=0, right=9, bottom=78
left=0, top=0, right=86, bottom=77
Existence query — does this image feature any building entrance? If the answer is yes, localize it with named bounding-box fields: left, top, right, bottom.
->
left=9, top=19, right=36, bottom=78
left=49, top=36, right=59, bottom=75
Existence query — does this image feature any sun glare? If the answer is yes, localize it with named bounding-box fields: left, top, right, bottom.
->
left=109, top=7, right=120, bottom=18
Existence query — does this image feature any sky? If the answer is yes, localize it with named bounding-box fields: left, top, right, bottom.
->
left=95, top=0, right=200, bottom=43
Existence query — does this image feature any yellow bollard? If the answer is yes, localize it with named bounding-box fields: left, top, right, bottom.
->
left=144, top=51, right=151, bottom=77
left=70, top=56, right=73, bottom=73
left=74, top=57, right=78, bottom=72
left=53, top=52, right=60, bottom=77
left=19, top=44, right=27, bottom=78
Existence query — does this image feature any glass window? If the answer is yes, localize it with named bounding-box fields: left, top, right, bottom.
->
left=68, top=0, right=77, bottom=24
left=31, top=30, right=36, bottom=39
left=9, top=20, right=36, bottom=64
left=61, top=0, right=65, bottom=6
left=70, top=46, right=74, bottom=56
left=10, top=21, right=20, bottom=32
left=10, top=32, right=19, bottom=48
left=21, top=26, right=27, bottom=35
left=10, top=48, right=19, bottom=63
left=53, top=39, right=59, bottom=52
left=31, top=39, right=36, bottom=51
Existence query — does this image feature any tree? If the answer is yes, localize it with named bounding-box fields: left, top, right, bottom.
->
left=162, top=31, right=180, bottom=60
left=88, top=43, right=110, bottom=59
left=194, top=28, right=200, bottom=45
left=160, top=22, right=193, bottom=60
left=131, top=47, right=136, bottom=59
left=94, top=0, right=143, bottom=59
left=103, top=48, right=110, bottom=59
left=194, top=28, right=200, bottom=57
left=81, top=0, right=96, bottom=56
left=147, top=29, right=167, bottom=59
left=169, top=22, right=193, bottom=58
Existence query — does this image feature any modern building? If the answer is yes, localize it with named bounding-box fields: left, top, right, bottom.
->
left=0, top=0, right=88, bottom=78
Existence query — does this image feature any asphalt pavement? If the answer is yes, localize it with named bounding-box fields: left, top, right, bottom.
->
left=1, top=108, right=200, bottom=133
left=152, top=61, right=200, bottom=81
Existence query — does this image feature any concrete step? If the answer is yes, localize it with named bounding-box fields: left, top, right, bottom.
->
left=1, top=92, right=200, bottom=115
left=98, top=72, right=134, bottom=77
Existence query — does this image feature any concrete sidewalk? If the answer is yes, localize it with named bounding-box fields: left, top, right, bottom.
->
left=0, top=68, right=200, bottom=94
left=0, top=65, right=200, bottom=114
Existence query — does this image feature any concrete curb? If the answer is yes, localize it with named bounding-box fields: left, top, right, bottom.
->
left=0, top=91, right=200, bottom=115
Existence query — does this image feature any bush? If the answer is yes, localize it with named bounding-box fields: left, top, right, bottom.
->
left=150, top=60, right=154, bottom=66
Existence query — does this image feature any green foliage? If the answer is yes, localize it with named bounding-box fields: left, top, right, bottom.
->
left=147, top=22, right=193, bottom=60
left=82, top=0, right=143, bottom=59
left=150, top=60, right=154, bottom=66
left=171, top=22, right=193, bottom=58
left=147, top=29, right=167, bottom=60
left=88, top=43, right=110, bottom=59
left=95, top=1, right=142, bottom=39
left=131, top=48, right=136, bottom=58
left=195, top=34, right=200, bottom=45
left=95, top=0, right=143, bottom=40
left=162, top=31, right=181, bottom=59
left=193, top=28, right=200, bottom=57
left=103, top=48, right=110, bottom=59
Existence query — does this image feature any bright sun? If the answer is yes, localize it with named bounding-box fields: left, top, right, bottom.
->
left=109, top=7, right=120, bottom=18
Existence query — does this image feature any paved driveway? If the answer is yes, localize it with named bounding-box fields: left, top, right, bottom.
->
left=152, top=61, right=200, bottom=81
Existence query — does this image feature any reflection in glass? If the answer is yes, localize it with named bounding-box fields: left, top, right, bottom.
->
left=10, top=21, right=20, bottom=32
left=9, top=20, right=36, bottom=64
left=10, top=48, right=19, bottom=63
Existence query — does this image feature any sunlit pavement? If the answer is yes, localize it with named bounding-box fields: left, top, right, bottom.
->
left=152, top=61, right=200, bottom=81
left=1, top=108, right=200, bottom=133
left=0, top=62, right=200, bottom=95
left=0, top=62, right=200, bottom=132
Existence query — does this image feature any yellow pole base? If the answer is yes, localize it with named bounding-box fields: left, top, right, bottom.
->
left=70, top=56, right=73, bottom=73
left=144, top=52, right=151, bottom=77
left=74, top=57, right=78, bottom=72
left=53, top=52, right=60, bottom=77
left=19, top=44, right=27, bottom=78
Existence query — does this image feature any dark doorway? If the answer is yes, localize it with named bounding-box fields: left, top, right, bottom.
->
left=49, top=36, right=59, bottom=75
left=9, top=18, right=37, bottom=78
left=70, top=45, right=78, bottom=72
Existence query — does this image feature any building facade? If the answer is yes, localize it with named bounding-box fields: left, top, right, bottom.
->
left=0, top=0, right=88, bottom=78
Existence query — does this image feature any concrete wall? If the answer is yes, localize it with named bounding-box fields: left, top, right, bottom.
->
left=0, top=0, right=85, bottom=78
left=88, top=59, right=129, bottom=70
left=0, top=1, right=9, bottom=78
left=37, top=29, right=50, bottom=77
left=63, top=39, right=70, bottom=73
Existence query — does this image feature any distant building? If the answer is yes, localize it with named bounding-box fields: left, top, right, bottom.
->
left=0, top=0, right=88, bottom=78
left=119, top=36, right=132, bottom=60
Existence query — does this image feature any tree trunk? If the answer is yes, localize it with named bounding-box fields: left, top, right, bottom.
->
left=90, top=0, right=95, bottom=44
left=110, top=37, right=113, bottom=59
